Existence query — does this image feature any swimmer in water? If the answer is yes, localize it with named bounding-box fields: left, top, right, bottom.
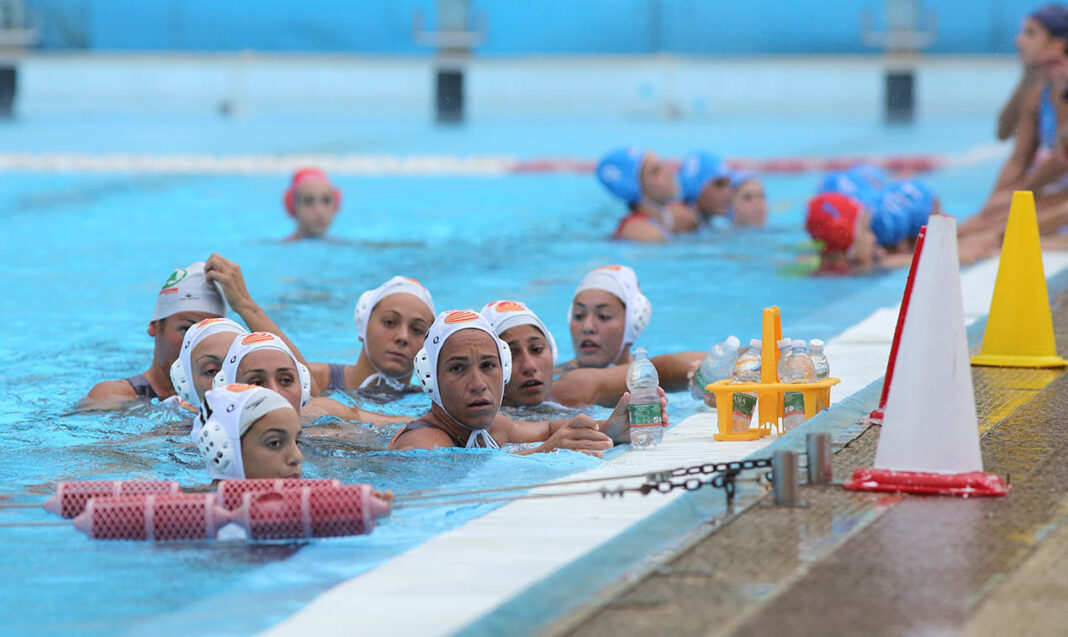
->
left=679, top=151, right=734, bottom=228
left=283, top=167, right=341, bottom=241
left=805, top=193, right=886, bottom=274
left=193, top=384, right=304, bottom=481
left=170, top=317, right=249, bottom=408
left=216, top=332, right=407, bottom=428
left=83, top=261, right=228, bottom=408
left=598, top=147, right=692, bottom=242
left=481, top=300, right=561, bottom=409
left=551, top=266, right=704, bottom=407
left=389, top=310, right=668, bottom=453
left=310, top=276, right=435, bottom=394
left=727, top=171, right=768, bottom=227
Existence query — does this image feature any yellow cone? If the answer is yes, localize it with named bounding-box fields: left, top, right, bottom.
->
left=971, top=191, right=1067, bottom=368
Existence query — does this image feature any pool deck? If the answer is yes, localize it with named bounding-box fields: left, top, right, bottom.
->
left=553, top=292, right=1068, bottom=637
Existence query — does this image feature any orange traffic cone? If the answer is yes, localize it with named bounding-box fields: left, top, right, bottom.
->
left=845, top=214, right=1008, bottom=496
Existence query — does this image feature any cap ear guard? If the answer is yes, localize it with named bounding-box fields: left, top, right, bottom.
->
left=413, top=347, right=435, bottom=400
left=498, top=339, right=513, bottom=385
left=196, top=421, right=237, bottom=476
left=353, top=288, right=377, bottom=336
left=212, top=369, right=228, bottom=390
left=297, top=363, right=311, bottom=408
left=170, top=359, right=193, bottom=405
left=628, top=291, right=653, bottom=341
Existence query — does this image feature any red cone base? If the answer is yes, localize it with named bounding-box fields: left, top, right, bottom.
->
left=844, top=467, right=1009, bottom=497
left=867, top=408, right=884, bottom=424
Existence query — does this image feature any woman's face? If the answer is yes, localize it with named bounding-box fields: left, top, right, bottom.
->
left=364, top=293, right=433, bottom=378
left=852, top=211, right=880, bottom=269
left=240, top=409, right=303, bottom=479
left=190, top=332, right=240, bottom=404
left=697, top=176, right=732, bottom=217
left=436, top=330, right=503, bottom=430
left=293, top=178, right=338, bottom=238
left=150, top=311, right=218, bottom=369
left=1017, top=18, right=1053, bottom=66
left=236, top=349, right=302, bottom=411
left=569, top=289, right=626, bottom=368
left=640, top=153, right=678, bottom=205
left=732, top=180, right=767, bottom=227
left=501, top=324, right=554, bottom=407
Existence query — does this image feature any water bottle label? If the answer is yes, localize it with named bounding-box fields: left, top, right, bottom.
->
left=783, top=391, right=806, bottom=419
left=693, top=368, right=712, bottom=395
left=628, top=402, right=662, bottom=427
left=732, top=393, right=757, bottom=419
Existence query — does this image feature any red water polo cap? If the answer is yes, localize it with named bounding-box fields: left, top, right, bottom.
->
left=283, top=168, right=341, bottom=217
left=806, top=192, right=861, bottom=253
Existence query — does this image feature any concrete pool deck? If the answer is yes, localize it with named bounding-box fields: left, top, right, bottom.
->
left=555, top=292, right=1068, bottom=637
left=262, top=253, right=1068, bottom=637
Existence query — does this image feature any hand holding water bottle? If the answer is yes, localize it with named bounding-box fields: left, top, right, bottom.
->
left=626, top=347, right=668, bottom=449
left=601, top=385, right=670, bottom=445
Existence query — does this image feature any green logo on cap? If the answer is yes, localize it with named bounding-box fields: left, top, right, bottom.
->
left=161, top=268, right=188, bottom=290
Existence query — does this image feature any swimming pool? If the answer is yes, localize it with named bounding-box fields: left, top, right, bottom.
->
left=0, top=108, right=1003, bottom=635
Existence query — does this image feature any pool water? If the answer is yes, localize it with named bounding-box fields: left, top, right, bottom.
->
left=0, top=112, right=1001, bottom=636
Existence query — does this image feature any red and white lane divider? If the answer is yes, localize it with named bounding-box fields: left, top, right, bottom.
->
left=0, top=143, right=1006, bottom=176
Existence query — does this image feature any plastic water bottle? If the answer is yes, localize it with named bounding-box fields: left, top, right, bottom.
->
left=626, top=347, right=663, bottom=449
left=729, top=339, right=762, bottom=433
left=783, top=339, right=816, bottom=431
left=809, top=339, right=830, bottom=379
left=690, top=335, right=741, bottom=402
left=775, top=337, right=792, bottom=383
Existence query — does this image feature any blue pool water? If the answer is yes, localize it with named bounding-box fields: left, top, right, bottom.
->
left=0, top=111, right=1001, bottom=635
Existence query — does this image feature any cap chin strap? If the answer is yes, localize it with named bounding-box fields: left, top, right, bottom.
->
left=359, top=371, right=407, bottom=392
left=639, top=197, right=673, bottom=232
left=432, top=403, right=501, bottom=449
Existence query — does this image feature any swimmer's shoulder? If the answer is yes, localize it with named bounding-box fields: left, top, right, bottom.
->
left=389, top=420, right=455, bottom=450
left=615, top=215, right=668, bottom=242
left=86, top=379, right=138, bottom=401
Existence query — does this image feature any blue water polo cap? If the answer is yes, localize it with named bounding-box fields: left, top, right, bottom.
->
left=870, top=204, right=909, bottom=247
left=679, top=151, right=730, bottom=203
left=880, top=179, right=934, bottom=239
left=818, top=169, right=881, bottom=211
left=597, top=147, right=646, bottom=204
left=1032, top=4, right=1068, bottom=39
left=847, top=163, right=890, bottom=191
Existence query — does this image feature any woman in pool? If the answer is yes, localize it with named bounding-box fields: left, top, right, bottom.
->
left=481, top=300, right=560, bottom=409
left=284, top=167, right=342, bottom=241
left=598, top=147, right=694, bottom=242
left=84, top=261, right=228, bottom=408
left=727, top=171, right=768, bottom=227
left=551, top=265, right=704, bottom=407
left=193, top=384, right=304, bottom=481
left=679, top=151, right=733, bottom=228
left=216, top=331, right=407, bottom=427
left=310, top=276, right=435, bottom=394
left=389, top=310, right=667, bottom=453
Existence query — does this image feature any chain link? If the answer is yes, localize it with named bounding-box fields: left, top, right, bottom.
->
left=598, top=458, right=774, bottom=508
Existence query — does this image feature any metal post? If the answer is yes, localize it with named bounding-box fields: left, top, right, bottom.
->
left=806, top=433, right=833, bottom=485
left=771, top=450, right=800, bottom=506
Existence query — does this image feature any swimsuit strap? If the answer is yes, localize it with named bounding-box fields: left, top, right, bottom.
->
left=326, top=363, right=348, bottom=392
left=391, top=420, right=466, bottom=448
left=125, top=373, right=160, bottom=401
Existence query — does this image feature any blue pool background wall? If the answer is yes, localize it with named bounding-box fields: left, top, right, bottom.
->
left=22, top=0, right=1042, bottom=56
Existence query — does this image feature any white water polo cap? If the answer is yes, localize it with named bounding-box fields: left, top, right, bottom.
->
left=353, top=276, right=435, bottom=342
left=413, top=310, right=513, bottom=407
left=572, top=265, right=652, bottom=347
left=193, top=384, right=295, bottom=481
left=170, top=318, right=248, bottom=407
left=213, top=332, right=312, bottom=409
left=481, top=300, right=559, bottom=364
left=152, top=261, right=227, bottom=321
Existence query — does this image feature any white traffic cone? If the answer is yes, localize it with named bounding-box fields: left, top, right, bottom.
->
left=845, top=214, right=1007, bottom=496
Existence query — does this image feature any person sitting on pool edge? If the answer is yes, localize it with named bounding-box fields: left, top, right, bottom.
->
left=83, top=261, right=228, bottom=408
left=389, top=310, right=668, bottom=453
left=551, top=265, right=704, bottom=407
left=215, top=331, right=409, bottom=427
left=283, top=167, right=342, bottom=241
left=598, top=147, right=695, bottom=242
left=310, top=276, right=435, bottom=395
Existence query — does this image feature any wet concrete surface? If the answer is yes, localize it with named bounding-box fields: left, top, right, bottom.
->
left=557, top=293, right=1068, bottom=637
